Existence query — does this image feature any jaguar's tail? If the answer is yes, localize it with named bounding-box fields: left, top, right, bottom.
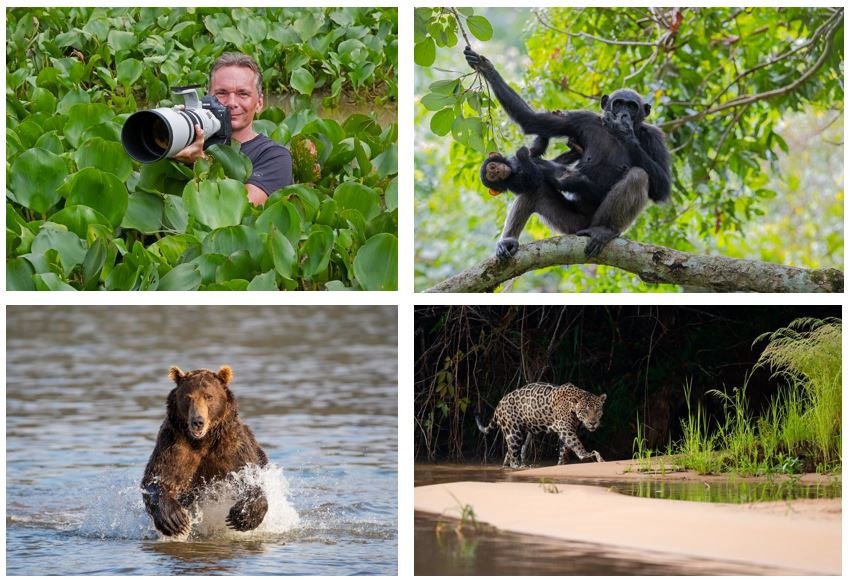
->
left=475, top=412, right=494, bottom=434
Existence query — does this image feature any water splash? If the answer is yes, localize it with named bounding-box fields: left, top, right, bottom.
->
left=190, top=464, right=300, bottom=540
left=78, top=464, right=299, bottom=541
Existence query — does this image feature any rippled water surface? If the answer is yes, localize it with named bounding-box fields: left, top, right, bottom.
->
left=7, top=306, right=398, bottom=575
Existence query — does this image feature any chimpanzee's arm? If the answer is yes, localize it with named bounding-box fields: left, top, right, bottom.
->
left=621, top=126, right=671, bottom=203
left=464, top=47, right=581, bottom=141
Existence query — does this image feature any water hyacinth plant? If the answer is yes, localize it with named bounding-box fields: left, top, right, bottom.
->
left=7, top=7, right=398, bottom=290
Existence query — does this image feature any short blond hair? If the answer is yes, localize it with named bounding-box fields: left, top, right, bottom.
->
left=209, top=52, right=263, bottom=97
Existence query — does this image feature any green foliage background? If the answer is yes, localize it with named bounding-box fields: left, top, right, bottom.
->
left=7, top=7, right=398, bottom=290
left=415, top=8, right=843, bottom=292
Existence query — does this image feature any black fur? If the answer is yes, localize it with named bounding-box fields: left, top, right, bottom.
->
left=466, top=46, right=672, bottom=258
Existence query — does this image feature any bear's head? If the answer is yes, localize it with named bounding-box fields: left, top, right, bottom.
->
left=167, top=365, right=236, bottom=440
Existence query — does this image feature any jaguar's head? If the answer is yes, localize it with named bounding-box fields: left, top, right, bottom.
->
left=576, top=393, right=607, bottom=431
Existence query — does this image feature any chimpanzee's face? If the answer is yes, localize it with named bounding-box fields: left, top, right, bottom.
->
left=603, top=89, right=649, bottom=130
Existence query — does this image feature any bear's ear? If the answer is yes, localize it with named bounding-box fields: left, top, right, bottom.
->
left=168, top=366, right=185, bottom=383
left=218, top=365, right=233, bottom=386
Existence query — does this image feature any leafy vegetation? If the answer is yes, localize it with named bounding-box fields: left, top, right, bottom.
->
left=415, top=8, right=843, bottom=291
left=668, top=318, right=842, bottom=475
left=414, top=306, right=839, bottom=465
left=7, top=7, right=398, bottom=290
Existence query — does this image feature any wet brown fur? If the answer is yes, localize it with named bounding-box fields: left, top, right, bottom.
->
left=141, top=365, right=268, bottom=536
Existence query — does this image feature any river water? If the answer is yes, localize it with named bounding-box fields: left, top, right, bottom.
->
left=415, top=463, right=839, bottom=575
left=6, top=306, right=398, bottom=575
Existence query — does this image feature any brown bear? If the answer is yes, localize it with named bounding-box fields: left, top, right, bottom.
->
left=141, top=365, right=269, bottom=537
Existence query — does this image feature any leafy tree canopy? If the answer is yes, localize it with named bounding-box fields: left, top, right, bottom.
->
left=415, top=8, right=843, bottom=291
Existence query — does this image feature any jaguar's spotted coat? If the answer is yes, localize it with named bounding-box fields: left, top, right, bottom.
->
left=476, top=382, right=606, bottom=468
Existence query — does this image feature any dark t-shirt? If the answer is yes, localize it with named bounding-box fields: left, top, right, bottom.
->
left=240, top=134, right=293, bottom=196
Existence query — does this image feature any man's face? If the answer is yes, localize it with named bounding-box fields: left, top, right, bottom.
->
left=210, top=65, right=263, bottom=134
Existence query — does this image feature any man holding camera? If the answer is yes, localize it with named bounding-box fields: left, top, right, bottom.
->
left=176, top=53, right=293, bottom=207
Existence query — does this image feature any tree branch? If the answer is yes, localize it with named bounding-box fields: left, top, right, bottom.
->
left=661, top=10, right=843, bottom=131
left=426, top=237, right=843, bottom=293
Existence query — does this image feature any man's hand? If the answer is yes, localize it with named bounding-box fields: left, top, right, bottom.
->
left=173, top=124, right=206, bottom=165
left=246, top=184, right=268, bottom=207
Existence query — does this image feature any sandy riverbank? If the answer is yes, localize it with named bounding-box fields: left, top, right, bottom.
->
left=414, top=460, right=841, bottom=575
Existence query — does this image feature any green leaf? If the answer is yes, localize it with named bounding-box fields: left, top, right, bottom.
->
left=63, top=167, right=129, bottom=228
left=75, top=137, right=133, bottom=180
left=268, top=227, right=297, bottom=279
left=248, top=269, right=278, bottom=290
left=49, top=205, right=112, bottom=239
left=466, top=16, right=493, bottom=41
left=117, top=58, right=144, bottom=86
left=372, top=146, right=397, bottom=178
left=215, top=250, right=255, bottom=283
left=301, top=226, right=334, bottom=277
left=107, top=29, right=137, bottom=53
left=163, top=195, right=188, bottom=233
left=421, top=92, right=457, bottom=111
left=291, top=67, right=316, bottom=95
left=354, top=233, right=397, bottom=291
left=34, top=272, right=77, bottom=291
left=207, top=144, right=253, bottom=182
left=32, top=224, right=87, bottom=276
left=333, top=182, right=382, bottom=221
left=30, top=87, right=58, bottom=115
left=149, top=234, right=199, bottom=265
left=414, top=37, right=436, bottom=67
left=202, top=225, right=263, bottom=263
left=122, top=192, right=164, bottom=233
left=7, top=258, right=36, bottom=291
left=81, top=237, right=108, bottom=287
left=203, top=279, right=250, bottom=291
left=34, top=132, right=64, bottom=155
left=64, top=103, right=114, bottom=148
left=220, top=26, right=245, bottom=48
left=255, top=200, right=303, bottom=246
left=157, top=263, right=202, bottom=290
left=429, top=79, right=460, bottom=96
left=9, top=148, right=68, bottom=214
left=385, top=177, right=398, bottom=211
left=183, top=179, right=249, bottom=229
left=189, top=253, right=227, bottom=284
left=430, top=107, right=455, bottom=136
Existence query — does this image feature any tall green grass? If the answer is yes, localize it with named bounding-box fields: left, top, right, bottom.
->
left=671, top=317, right=841, bottom=475
left=756, top=317, right=841, bottom=469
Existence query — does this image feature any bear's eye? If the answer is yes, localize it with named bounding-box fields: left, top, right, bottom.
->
left=205, top=393, right=214, bottom=401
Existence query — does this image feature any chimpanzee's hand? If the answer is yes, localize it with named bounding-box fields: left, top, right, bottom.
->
left=464, top=46, right=494, bottom=74
left=606, top=113, right=638, bottom=144
left=496, top=237, right=519, bottom=261
left=516, top=146, right=530, bottom=161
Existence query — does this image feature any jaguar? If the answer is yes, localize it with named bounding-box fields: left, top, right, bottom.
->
left=476, top=382, right=606, bottom=468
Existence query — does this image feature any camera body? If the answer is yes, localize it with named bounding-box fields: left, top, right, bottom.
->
left=121, top=86, right=232, bottom=163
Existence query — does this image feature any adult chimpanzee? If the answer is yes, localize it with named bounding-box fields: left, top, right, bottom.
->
left=465, top=46, right=672, bottom=258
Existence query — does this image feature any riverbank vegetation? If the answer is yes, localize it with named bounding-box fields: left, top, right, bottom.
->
left=414, top=307, right=841, bottom=467
left=665, top=318, right=841, bottom=475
